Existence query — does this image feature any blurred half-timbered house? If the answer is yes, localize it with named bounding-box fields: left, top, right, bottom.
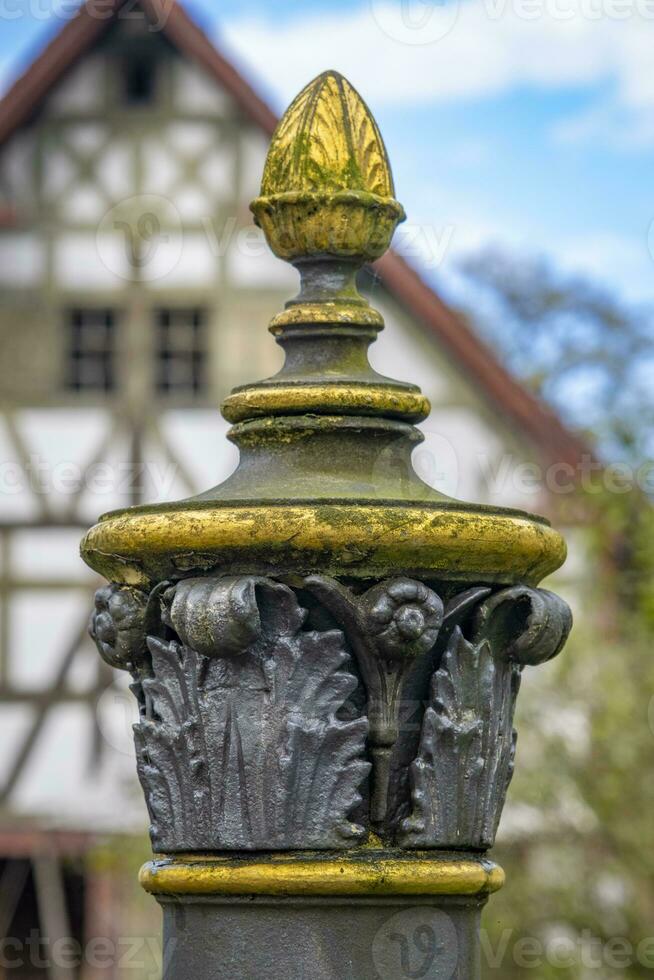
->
left=0, top=0, right=588, bottom=965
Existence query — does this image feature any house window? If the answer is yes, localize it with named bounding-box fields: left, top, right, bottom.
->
left=124, top=55, right=156, bottom=105
left=65, top=309, right=116, bottom=392
left=155, top=308, right=206, bottom=395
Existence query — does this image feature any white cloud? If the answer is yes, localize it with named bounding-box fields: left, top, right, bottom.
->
left=440, top=224, right=654, bottom=305
left=218, top=0, right=654, bottom=116
left=552, top=99, right=654, bottom=150
left=556, top=230, right=654, bottom=302
left=216, top=2, right=654, bottom=301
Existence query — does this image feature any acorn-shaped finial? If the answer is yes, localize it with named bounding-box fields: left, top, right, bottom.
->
left=251, top=71, right=405, bottom=262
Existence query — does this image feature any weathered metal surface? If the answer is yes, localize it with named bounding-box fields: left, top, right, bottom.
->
left=400, top=586, right=571, bottom=849
left=81, top=502, right=566, bottom=587
left=158, top=895, right=485, bottom=980
left=90, top=575, right=570, bottom=853
left=83, top=69, right=572, bottom=979
left=80, top=67, right=566, bottom=592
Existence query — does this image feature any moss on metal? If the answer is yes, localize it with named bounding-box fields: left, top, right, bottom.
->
left=80, top=68, right=566, bottom=590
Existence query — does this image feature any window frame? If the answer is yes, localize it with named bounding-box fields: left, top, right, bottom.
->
left=64, top=307, right=117, bottom=395
left=154, top=306, right=208, bottom=398
left=122, top=52, right=158, bottom=106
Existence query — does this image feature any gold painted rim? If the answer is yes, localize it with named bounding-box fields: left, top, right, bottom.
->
left=80, top=502, right=566, bottom=586
left=222, top=383, right=430, bottom=424
left=251, top=189, right=405, bottom=215
left=140, top=855, right=505, bottom=897
left=270, top=303, right=384, bottom=329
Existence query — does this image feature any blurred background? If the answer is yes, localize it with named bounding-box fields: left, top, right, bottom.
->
left=0, top=0, right=652, bottom=977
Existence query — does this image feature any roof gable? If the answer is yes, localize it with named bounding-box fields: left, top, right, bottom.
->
left=0, top=0, right=277, bottom=145
left=0, top=0, right=588, bottom=470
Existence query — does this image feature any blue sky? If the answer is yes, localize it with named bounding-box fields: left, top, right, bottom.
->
left=2, top=0, right=654, bottom=306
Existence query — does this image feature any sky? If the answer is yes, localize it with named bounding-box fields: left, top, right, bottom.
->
left=1, top=0, right=654, bottom=307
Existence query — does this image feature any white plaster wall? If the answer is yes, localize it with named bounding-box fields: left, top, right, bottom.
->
left=167, top=121, right=216, bottom=158
left=173, top=186, right=211, bottom=222
left=239, top=130, right=269, bottom=203
left=142, top=138, right=180, bottom=196
left=0, top=415, right=40, bottom=521
left=9, top=700, right=147, bottom=831
left=65, top=123, right=107, bottom=157
left=96, top=142, right=133, bottom=201
left=8, top=590, right=89, bottom=691
left=0, top=132, right=34, bottom=205
left=74, top=431, right=134, bottom=521
left=145, top=231, right=216, bottom=286
left=160, top=410, right=238, bottom=496
left=143, top=127, right=234, bottom=211
left=198, top=146, right=234, bottom=201
left=371, top=295, right=552, bottom=512
left=0, top=234, right=45, bottom=287
left=12, top=528, right=94, bottom=582
left=56, top=232, right=128, bottom=288
left=175, top=63, right=235, bottom=116
left=60, top=184, right=107, bottom=223
left=43, top=149, right=78, bottom=201
left=227, top=231, right=297, bottom=289
left=13, top=409, right=115, bottom=513
left=46, top=57, right=106, bottom=114
left=371, top=296, right=453, bottom=403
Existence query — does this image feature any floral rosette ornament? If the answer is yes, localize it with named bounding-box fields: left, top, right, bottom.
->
left=363, top=579, right=443, bottom=660
left=89, top=584, right=148, bottom=672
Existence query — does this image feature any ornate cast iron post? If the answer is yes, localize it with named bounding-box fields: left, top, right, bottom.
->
left=82, top=72, right=571, bottom=980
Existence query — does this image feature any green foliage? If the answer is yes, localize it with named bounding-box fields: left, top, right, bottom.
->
left=484, top=611, right=654, bottom=978
left=461, top=249, right=654, bottom=978
left=460, top=249, right=654, bottom=466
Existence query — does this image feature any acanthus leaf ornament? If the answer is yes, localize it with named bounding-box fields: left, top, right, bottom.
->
left=399, top=625, right=521, bottom=850
left=401, top=585, right=572, bottom=850
left=93, top=575, right=370, bottom=852
left=90, top=573, right=572, bottom=852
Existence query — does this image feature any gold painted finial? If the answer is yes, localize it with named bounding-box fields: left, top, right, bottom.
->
left=261, top=71, right=395, bottom=196
left=251, top=70, right=405, bottom=262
